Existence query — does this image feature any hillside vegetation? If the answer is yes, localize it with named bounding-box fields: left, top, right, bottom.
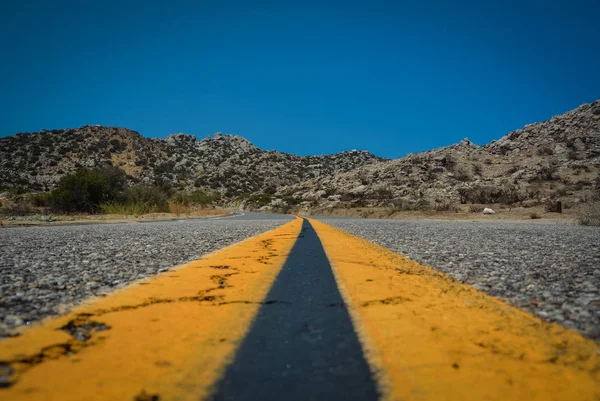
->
left=1, top=101, right=599, bottom=222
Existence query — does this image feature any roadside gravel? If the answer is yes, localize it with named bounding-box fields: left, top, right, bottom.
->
left=318, top=218, right=600, bottom=340
left=0, top=218, right=290, bottom=336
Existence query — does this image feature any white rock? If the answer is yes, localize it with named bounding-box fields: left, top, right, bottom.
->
left=482, top=208, right=496, bottom=215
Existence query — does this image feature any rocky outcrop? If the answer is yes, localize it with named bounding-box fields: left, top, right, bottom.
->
left=485, top=101, right=600, bottom=165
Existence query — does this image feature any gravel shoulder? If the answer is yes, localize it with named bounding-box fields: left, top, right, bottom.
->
left=0, top=218, right=291, bottom=337
left=317, top=218, right=600, bottom=341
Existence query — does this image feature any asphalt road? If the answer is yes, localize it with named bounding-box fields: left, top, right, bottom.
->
left=315, top=217, right=600, bottom=340
left=2, top=212, right=598, bottom=342
left=0, top=213, right=293, bottom=336
left=210, top=219, right=378, bottom=401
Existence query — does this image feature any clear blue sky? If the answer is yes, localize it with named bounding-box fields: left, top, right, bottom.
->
left=1, top=0, right=598, bottom=158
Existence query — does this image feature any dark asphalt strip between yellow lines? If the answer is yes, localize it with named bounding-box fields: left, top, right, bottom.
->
left=0, top=217, right=598, bottom=400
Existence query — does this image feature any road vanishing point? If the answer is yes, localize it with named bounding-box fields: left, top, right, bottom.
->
left=0, top=214, right=598, bottom=400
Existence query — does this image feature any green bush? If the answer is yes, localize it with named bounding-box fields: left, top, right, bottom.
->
left=99, top=185, right=170, bottom=215
left=248, top=193, right=272, bottom=207
left=28, top=192, right=52, bottom=207
left=171, top=190, right=216, bottom=206
left=50, top=167, right=126, bottom=213
left=263, top=186, right=276, bottom=195
left=121, top=185, right=170, bottom=212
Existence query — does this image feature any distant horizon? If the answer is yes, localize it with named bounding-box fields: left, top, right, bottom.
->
left=2, top=1, right=599, bottom=159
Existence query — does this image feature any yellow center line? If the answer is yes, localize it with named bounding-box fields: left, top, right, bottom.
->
left=308, top=218, right=600, bottom=401
left=0, top=217, right=303, bottom=401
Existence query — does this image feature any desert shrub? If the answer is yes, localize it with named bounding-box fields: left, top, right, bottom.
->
left=109, top=139, right=126, bottom=152
left=567, top=150, right=581, bottom=161
left=248, top=193, right=272, bottom=208
left=544, top=198, right=562, bottom=213
left=357, top=170, right=370, bottom=185
left=443, top=154, right=456, bottom=171
left=468, top=205, right=483, bottom=213
left=453, top=168, right=472, bottom=182
left=263, top=186, right=276, bottom=195
left=154, top=161, right=176, bottom=175
left=324, top=187, right=338, bottom=196
left=6, top=186, right=28, bottom=199
left=505, top=165, right=519, bottom=176
left=458, top=185, right=506, bottom=204
left=50, top=167, right=127, bottom=213
left=434, top=201, right=460, bottom=212
left=536, top=162, right=559, bottom=181
left=120, top=185, right=170, bottom=212
left=374, top=187, right=393, bottom=200
left=194, top=177, right=208, bottom=187
left=0, top=201, right=33, bottom=216
left=499, top=186, right=525, bottom=206
left=578, top=202, right=600, bottom=226
left=530, top=213, right=541, bottom=220
left=152, top=176, right=174, bottom=195
left=28, top=192, right=52, bottom=207
left=537, top=146, right=554, bottom=156
left=457, top=187, right=471, bottom=204
left=282, top=196, right=300, bottom=206
left=425, top=169, right=437, bottom=182
left=340, top=193, right=356, bottom=202
left=555, top=188, right=568, bottom=197
left=472, top=164, right=483, bottom=176
left=171, top=190, right=216, bottom=206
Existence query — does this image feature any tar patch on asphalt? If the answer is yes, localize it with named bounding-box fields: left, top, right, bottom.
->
left=209, top=219, right=379, bottom=401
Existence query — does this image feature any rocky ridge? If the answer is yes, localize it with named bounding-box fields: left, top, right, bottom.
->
left=0, top=101, right=599, bottom=212
left=0, top=127, right=385, bottom=205
left=277, top=101, right=600, bottom=213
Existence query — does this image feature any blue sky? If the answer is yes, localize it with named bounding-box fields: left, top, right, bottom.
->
left=1, top=0, right=598, bottom=158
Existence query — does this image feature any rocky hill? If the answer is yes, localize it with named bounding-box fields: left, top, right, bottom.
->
left=1, top=101, right=598, bottom=213
left=274, top=101, right=600, bottom=214
left=0, top=126, right=385, bottom=202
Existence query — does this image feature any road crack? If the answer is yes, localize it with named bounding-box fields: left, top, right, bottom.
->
left=361, top=296, right=412, bottom=307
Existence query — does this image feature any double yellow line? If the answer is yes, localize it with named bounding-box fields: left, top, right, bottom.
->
left=1, top=217, right=598, bottom=400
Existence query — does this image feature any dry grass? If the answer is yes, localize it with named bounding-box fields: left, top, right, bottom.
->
left=468, top=205, right=483, bottom=213
left=1, top=208, right=229, bottom=227
left=578, top=202, right=600, bottom=226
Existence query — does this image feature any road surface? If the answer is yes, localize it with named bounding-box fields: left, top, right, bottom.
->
left=0, top=213, right=598, bottom=400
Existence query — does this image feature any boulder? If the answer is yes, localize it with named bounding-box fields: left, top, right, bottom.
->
left=482, top=208, right=496, bottom=215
